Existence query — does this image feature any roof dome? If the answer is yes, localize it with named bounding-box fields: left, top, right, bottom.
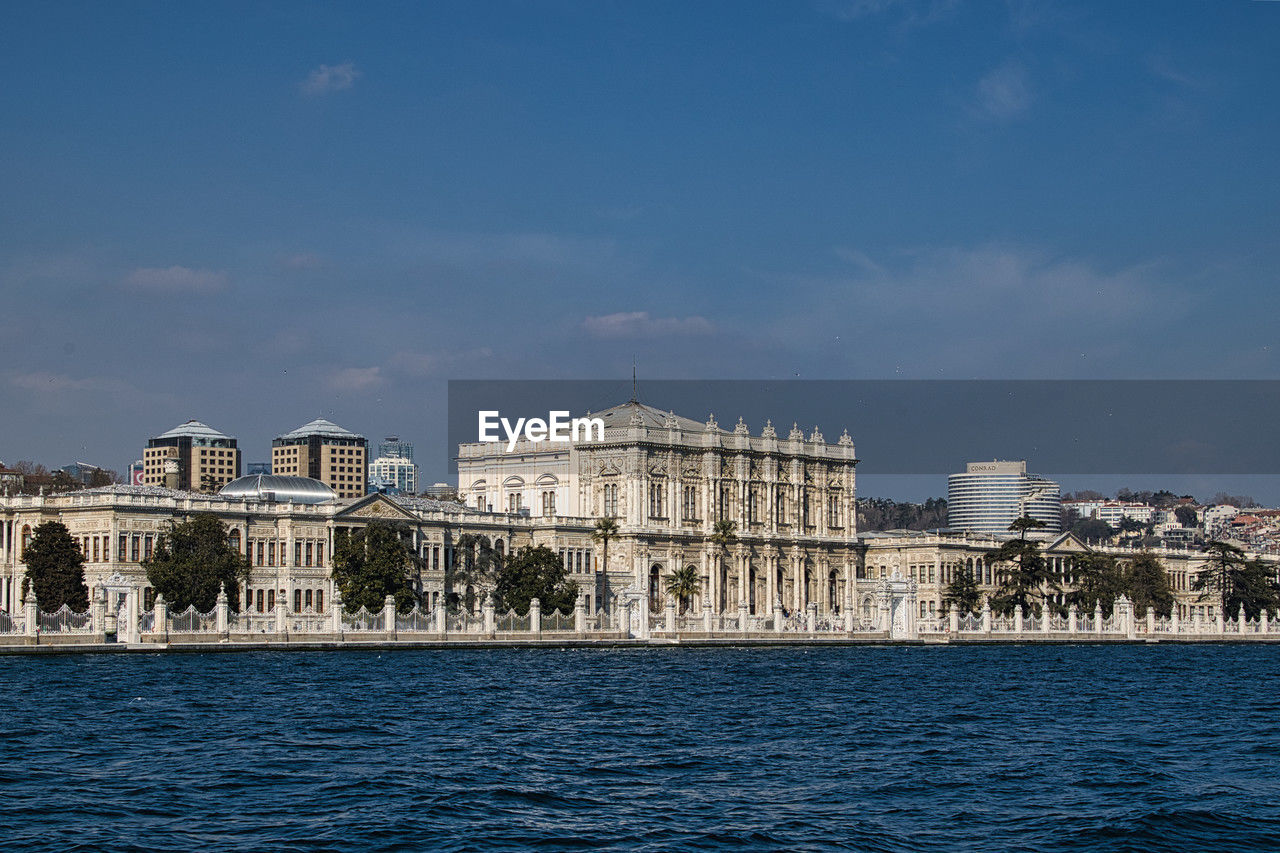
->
left=277, top=418, right=362, bottom=441
left=155, top=419, right=235, bottom=441
left=219, top=474, right=336, bottom=504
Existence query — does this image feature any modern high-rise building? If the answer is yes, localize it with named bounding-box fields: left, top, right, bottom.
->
left=369, top=454, right=417, bottom=495
left=946, top=460, right=1061, bottom=534
left=143, top=420, right=241, bottom=493
left=378, top=436, right=414, bottom=461
left=271, top=418, right=368, bottom=500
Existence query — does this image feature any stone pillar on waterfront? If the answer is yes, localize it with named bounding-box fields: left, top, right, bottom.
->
left=738, top=600, right=750, bottom=634
left=331, top=588, right=344, bottom=635
left=1216, top=605, right=1225, bottom=635
left=153, top=594, right=168, bottom=640
left=1239, top=604, right=1247, bottom=634
left=1147, top=606, right=1155, bottom=635
left=1014, top=604, right=1023, bottom=634
left=215, top=584, right=229, bottom=636
left=981, top=596, right=991, bottom=634
left=23, top=587, right=37, bottom=638
left=637, top=591, right=650, bottom=640
left=806, top=601, right=817, bottom=633
left=1094, top=601, right=1103, bottom=635
left=1068, top=603, right=1078, bottom=634
left=665, top=598, right=676, bottom=633
left=484, top=596, right=496, bottom=637
left=384, top=594, right=397, bottom=639
left=702, top=599, right=712, bottom=633
left=91, top=584, right=106, bottom=636
left=619, top=596, right=632, bottom=638
left=1170, top=606, right=1179, bottom=634
left=844, top=600, right=855, bottom=634
left=434, top=598, right=446, bottom=638
left=574, top=593, right=586, bottom=634
left=530, top=597, right=542, bottom=639
left=125, top=587, right=140, bottom=644
left=275, top=596, right=287, bottom=637
left=1262, top=609, right=1270, bottom=634
left=1041, top=604, right=1051, bottom=634
left=1124, top=597, right=1136, bottom=640
left=949, top=604, right=960, bottom=634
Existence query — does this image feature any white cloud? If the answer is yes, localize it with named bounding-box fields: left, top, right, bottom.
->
left=328, top=366, right=384, bottom=392
left=123, top=265, right=228, bottom=294
left=387, top=348, right=494, bottom=378
left=975, top=62, right=1032, bottom=119
left=583, top=312, right=715, bottom=340
left=302, top=62, right=360, bottom=96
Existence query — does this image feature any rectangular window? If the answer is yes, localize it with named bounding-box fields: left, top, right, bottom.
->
left=268, top=541, right=276, bottom=566
left=294, top=542, right=302, bottom=565
left=144, top=535, right=154, bottom=560
left=306, top=542, right=313, bottom=567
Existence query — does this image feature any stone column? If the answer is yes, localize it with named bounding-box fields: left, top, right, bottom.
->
left=1094, top=602, right=1103, bottom=635
left=331, top=588, right=344, bottom=635
left=1238, top=604, right=1247, bottom=634
left=1041, top=604, right=1051, bottom=634
left=530, top=597, right=542, bottom=639
left=434, top=597, right=446, bottom=638
left=1261, top=609, right=1269, bottom=634
left=637, top=591, right=649, bottom=640
left=483, top=597, right=495, bottom=636
left=665, top=598, right=676, bottom=633
left=153, top=594, right=168, bottom=640
left=574, top=594, right=586, bottom=634
left=949, top=604, right=959, bottom=634
left=216, top=585, right=229, bottom=636
left=806, top=601, right=817, bottom=633
left=619, top=596, right=632, bottom=638
left=844, top=599, right=856, bottom=633
left=384, top=594, right=397, bottom=639
left=738, top=600, right=750, bottom=634
left=91, top=584, right=106, bottom=636
left=1014, top=604, right=1023, bottom=634
left=1216, top=605, right=1225, bottom=635
left=765, top=554, right=777, bottom=617
left=1147, top=606, right=1155, bottom=635
left=1170, top=605, right=1179, bottom=635
left=125, top=587, right=140, bottom=644
left=981, top=597, right=991, bottom=634
left=775, top=600, right=785, bottom=633
left=23, top=588, right=37, bottom=638
left=702, top=599, right=713, bottom=633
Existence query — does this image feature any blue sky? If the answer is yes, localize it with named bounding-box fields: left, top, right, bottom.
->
left=2, top=1, right=1278, bottom=492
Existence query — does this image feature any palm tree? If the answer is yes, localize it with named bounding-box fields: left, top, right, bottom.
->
left=711, top=519, right=736, bottom=608
left=591, top=516, right=619, bottom=583
left=665, top=565, right=700, bottom=614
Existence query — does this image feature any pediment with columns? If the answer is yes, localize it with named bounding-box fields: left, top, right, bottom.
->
left=335, top=494, right=419, bottom=522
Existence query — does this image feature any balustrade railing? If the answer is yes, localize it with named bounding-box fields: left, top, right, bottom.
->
left=342, top=607, right=384, bottom=632
left=541, top=609, right=574, bottom=632
left=395, top=606, right=433, bottom=632
left=171, top=605, right=218, bottom=633
left=38, top=604, right=93, bottom=634
left=496, top=610, right=530, bottom=633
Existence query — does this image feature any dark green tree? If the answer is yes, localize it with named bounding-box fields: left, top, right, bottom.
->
left=1070, top=517, right=1115, bottom=544
left=986, top=516, right=1059, bottom=616
left=1068, top=552, right=1125, bottom=617
left=493, top=545, right=579, bottom=614
left=1174, top=505, right=1199, bottom=528
left=144, top=513, right=250, bottom=611
left=1123, top=552, right=1175, bottom=617
left=20, top=520, right=89, bottom=611
left=942, top=562, right=981, bottom=614
left=332, top=521, right=420, bottom=613
left=664, top=564, right=701, bottom=614
left=1231, top=559, right=1280, bottom=620
left=1193, top=542, right=1280, bottom=620
left=448, top=532, right=501, bottom=612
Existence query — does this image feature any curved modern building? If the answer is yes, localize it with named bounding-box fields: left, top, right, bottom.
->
left=947, top=460, right=1061, bottom=534
left=219, top=474, right=336, bottom=504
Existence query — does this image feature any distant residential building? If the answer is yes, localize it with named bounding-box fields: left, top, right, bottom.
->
left=1063, top=500, right=1155, bottom=527
left=60, top=462, right=105, bottom=485
left=272, top=418, right=368, bottom=500
left=369, top=454, right=417, bottom=496
left=423, top=482, right=457, bottom=499
left=947, top=460, right=1061, bottom=534
left=143, top=420, right=241, bottom=493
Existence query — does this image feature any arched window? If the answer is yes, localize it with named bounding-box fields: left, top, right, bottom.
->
left=229, top=529, right=241, bottom=553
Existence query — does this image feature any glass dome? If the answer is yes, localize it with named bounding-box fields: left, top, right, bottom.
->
left=219, top=474, right=337, bottom=504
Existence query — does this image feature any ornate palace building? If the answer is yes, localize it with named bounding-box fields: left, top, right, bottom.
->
left=0, top=400, right=1263, bottom=624
left=458, top=400, right=860, bottom=616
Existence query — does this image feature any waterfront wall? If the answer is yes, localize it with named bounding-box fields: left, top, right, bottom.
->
left=3, top=590, right=1278, bottom=650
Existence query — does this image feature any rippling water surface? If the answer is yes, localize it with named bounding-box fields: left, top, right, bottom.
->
left=2, top=645, right=1279, bottom=851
